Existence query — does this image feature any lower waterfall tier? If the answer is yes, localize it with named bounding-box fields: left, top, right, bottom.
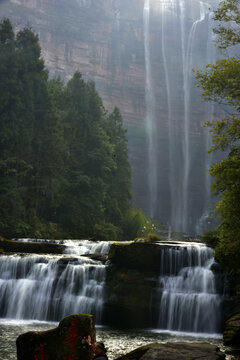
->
left=0, top=239, right=228, bottom=333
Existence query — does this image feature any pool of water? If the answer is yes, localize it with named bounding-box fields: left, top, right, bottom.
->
left=0, top=320, right=224, bottom=360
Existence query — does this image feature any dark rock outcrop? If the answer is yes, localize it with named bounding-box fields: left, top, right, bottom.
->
left=16, top=313, right=95, bottom=360
left=114, top=343, right=225, bottom=360
left=0, top=239, right=64, bottom=254
left=105, top=241, right=161, bottom=328
left=108, top=241, right=161, bottom=271
left=223, top=313, right=240, bottom=347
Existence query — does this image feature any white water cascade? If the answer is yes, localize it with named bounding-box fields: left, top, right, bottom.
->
left=157, top=243, right=222, bottom=333
left=143, top=0, right=219, bottom=233
left=143, top=0, right=158, bottom=217
left=16, top=238, right=112, bottom=256
left=0, top=240, right=111, bottom=324
left=195, top=8, right=217, bottom=234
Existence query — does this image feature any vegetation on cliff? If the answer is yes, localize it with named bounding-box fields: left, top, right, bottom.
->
left=0, top=18, right=148, bottom=240
left=196, top=0, right=240, bottom=275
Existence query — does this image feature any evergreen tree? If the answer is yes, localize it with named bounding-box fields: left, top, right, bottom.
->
left=104, top=107, right=132, bottom=227
left=0, top=19, right=27, bottom=236
left=0, top=19, right=134, bottom=240
left=59, top=72, right=115, bottom=237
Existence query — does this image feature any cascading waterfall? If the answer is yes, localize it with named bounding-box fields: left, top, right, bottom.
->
left=181, top=1, right=210, bottom=231
left=0, top=239, right=223, bottom=334
left=0, top=240, right=111, bottom=324
left=157, top=243, right=222, bottom=333
left=195, top=6, right=217, bottom=234
left=143, top=0, right=158, bottom=217
left=16, top=238, right=111, bottom=255
left=143, top=0, right=219, bottom=234
left=112, top=0, right=122, bottom=71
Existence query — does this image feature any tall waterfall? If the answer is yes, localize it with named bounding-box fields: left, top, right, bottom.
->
left=0, top=240, right=110, bottom=324
left=157, top=243, right=222, bottom=333
left=143, top=0, right=158, bottom=217
left=143, top=0, right=219, bottom=233
left=195, top=8, right=217, bottom=234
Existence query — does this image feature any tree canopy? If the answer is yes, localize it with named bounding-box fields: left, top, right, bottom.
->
left=196, top=0, right=240, bottom=274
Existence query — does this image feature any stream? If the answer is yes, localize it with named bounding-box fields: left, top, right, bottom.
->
left=0, top=321, right=223, bottom=360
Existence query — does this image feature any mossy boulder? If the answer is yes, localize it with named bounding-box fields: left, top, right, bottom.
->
left=0, top=238, right=63, bottom=254
left=16, top=313, right=95, bottom=360
left=114, top=342, right=225, bottom=360
left=223, top=313, right=240, bottom=347
left=108, top=241, right=161, bottom=272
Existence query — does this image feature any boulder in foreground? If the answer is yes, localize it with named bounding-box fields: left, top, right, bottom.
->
left=115, top=342, right=225, bottom=360
left=16, top=313, right=95, bottom=360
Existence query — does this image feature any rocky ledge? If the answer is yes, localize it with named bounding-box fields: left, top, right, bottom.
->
left=0, top=238, right=64, bottom=254
left=115, top=342, right=225, bottom=360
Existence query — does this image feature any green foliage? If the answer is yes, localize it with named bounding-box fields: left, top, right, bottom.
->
left=122, top=208, right=157, bottom=240
left=0, top=19, right=134, bottom=240
left=195, top=0, right=240, bottom=273
left=195, top=58, right=240, bottom=111
left=93, top=223, right=119, bottom=241
left=213, top=0, right=240, bottom=49
left=200, top=229, right=220, bottom=248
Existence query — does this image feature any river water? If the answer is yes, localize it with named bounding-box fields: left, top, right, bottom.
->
left=0, top=320, right=223, bottom=360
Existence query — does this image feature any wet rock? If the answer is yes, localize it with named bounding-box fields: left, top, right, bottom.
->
left=16, top=313, right=95, bottom=360
left=105, top=242, right=160, bottom=328
left=223, top=313, right=240, bottom=347
left=0, top=239, right=64, bottom=254
left=115, top=342, right=225, bottom=360
left=56, top=257, right=80, bottom=264
left=82, top=253, right=108, bottom=263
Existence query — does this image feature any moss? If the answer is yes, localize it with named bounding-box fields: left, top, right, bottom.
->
left=113, top=242, right=132, bottom=246
left=74, top=313, right=94, bottom=318
left=147, top=232, right=162, bottom=242
left=223, top=313, right=240, bottom=346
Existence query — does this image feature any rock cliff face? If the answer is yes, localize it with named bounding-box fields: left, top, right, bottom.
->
left=0, top=0, right=221, bottom=234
